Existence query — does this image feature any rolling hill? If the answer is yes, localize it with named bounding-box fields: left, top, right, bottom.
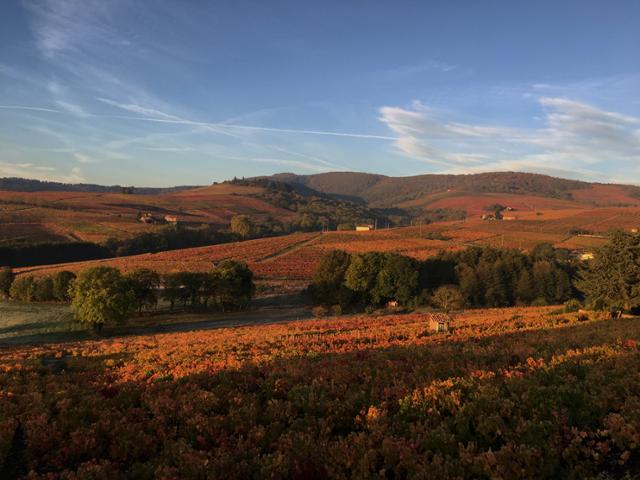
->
left=267, top=171, right=640, bottom=208
left=0, top=183, right=294, bottom=245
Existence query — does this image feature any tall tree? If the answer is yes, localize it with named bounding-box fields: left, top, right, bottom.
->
left=310, top=250, right=352, bottom=306
left=212, top=260, right=255, bottom=310
left=372, top=254, right=419, bottom=306
left=69, top=267, right=135, bottom=331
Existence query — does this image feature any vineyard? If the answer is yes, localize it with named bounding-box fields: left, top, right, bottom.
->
left=0, top=185, right=293, bottom=244
left=18, top=233, right=320, bottom=277
left=1, top=306, right=638, bottom=478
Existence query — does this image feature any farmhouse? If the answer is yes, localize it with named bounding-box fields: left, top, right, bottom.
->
left=355, top=224, right=374, bottom=231
left=138, top=212, right=165, bottom=224
left=164, top=215, right=179, bottom=224
left=428, top=312, right=452, bottom=333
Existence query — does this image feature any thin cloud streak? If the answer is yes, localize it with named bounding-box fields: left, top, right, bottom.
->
left=99, top=114, right=396, bottom=140
left=0, top=105, right=60, bottom=113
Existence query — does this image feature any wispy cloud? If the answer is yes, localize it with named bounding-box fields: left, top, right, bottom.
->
left=379, top=97, right=640, bottom=182
left=0, top=161, right=84, bottom=183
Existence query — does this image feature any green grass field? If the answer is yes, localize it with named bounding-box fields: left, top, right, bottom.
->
left=0, top=301, right=85, bottom=344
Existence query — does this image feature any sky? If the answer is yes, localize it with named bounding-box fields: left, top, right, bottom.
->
left=0, top=0, right=639, bottom=187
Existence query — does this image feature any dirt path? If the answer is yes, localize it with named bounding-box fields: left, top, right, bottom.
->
left=254, top=233, right=322, bottom=263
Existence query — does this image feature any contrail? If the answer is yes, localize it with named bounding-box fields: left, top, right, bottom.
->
left=1, top=104, right=396, bottom=141
left=0, top=105, right=60, bottom=113
left=106, top=115, right=396, bottom=140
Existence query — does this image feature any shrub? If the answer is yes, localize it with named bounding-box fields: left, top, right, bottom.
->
left=564, top=299, right=582, bottom=313
left=532, top=297, right=548, bottom=307
left=330, top=305, right=342, bottom=316
left=312, top=305, right=328, bottom=318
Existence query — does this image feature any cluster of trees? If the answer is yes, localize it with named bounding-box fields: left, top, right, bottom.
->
left=430, top=244, right=575, bottom=308
left=1, top=261, right=255, bottom=330
left=0, top=268, right=75, bottom=302
left=310, top=244, right=577, bottom=312
left=69, top=261, right=254, bottom=330
left=411, top=208, right=467, bottom=225
left=227, top=178, right=391, bottom=230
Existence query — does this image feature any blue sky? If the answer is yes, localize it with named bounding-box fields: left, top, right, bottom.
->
left=1, top=0, right=639, bottom=186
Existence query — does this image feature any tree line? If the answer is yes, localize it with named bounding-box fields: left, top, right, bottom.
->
left=0, top=260, right=255, bottom=330
left=309, top=243, right=578, bottom=312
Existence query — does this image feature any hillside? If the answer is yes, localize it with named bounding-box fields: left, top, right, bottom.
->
left=267, top=171, right=640, bottom=208
left=0, top=184, right=295, bottom=246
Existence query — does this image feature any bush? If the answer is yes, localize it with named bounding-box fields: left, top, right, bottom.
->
left=312, top=305, right=328, bottom=318
left=564, top=299, right=582, bottom=313
left=330, top=305, right=342, bottom=316
left=532, top=297, right=548, bottom=307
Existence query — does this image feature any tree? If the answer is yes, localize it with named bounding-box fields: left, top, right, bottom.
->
left=69, top=267, right=135, bottom=331
left=431, top=285, right=464, bottom=312
left=32, top=277, right=54, bottom=302
left=9, top=276, right=35, bottom=302
left=344, top=252, right=386, bottom=305
left=163, top=273, right=186, bottom=311
left=230, top=215, right=254, bottom=239
left=0, top=267, right=14, bottom=298
left=372, top=254, right=419, bottom=306
left=515, top=270, right=535, bottom=304
left=457, top=264, right=481, bottom=307
left=576, top=230, right=640, bottom=317
left=127, top=268, right=160, bottom=314
left=52, top=271, right=76, bottom=301
left=212, top=261, right=255, bottom=310
left=310, top=250, right=352, bottom=306
left=532, top=243, right=556, bottom=262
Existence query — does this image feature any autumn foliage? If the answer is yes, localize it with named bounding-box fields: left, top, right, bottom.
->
left=1, top=307, right=639, bottom=478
